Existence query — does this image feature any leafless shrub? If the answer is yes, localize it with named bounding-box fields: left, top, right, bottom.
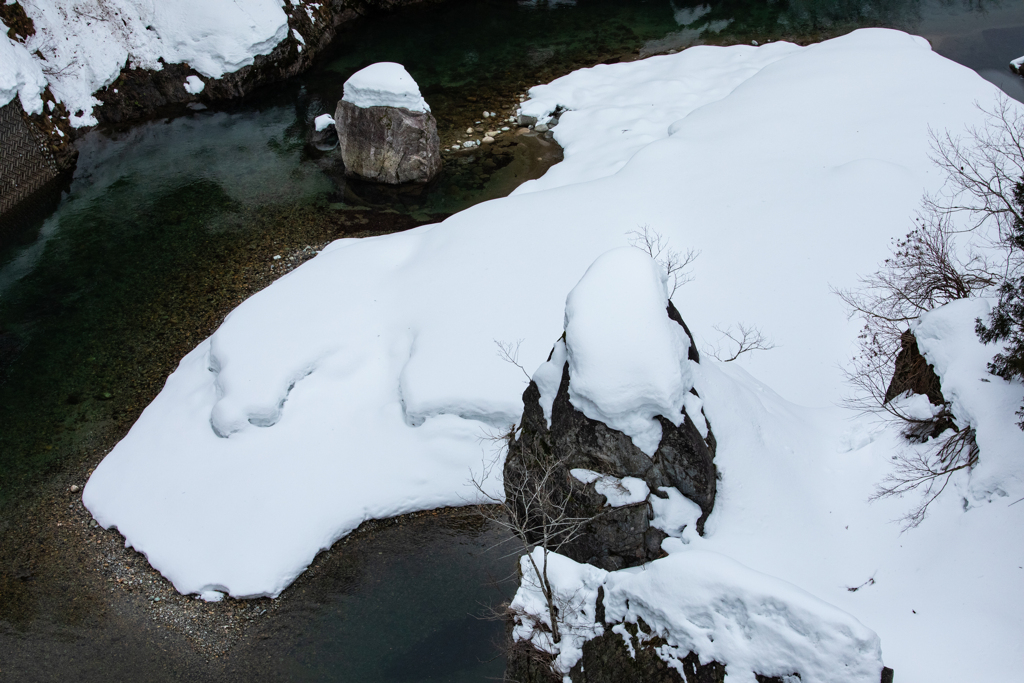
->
left=835, top=100, right=1024, bottom=528
left=469, top=427, right=597, bottom=651
left=870, top=426, right=979, bottom=530
left=926, top=97, right=1024, bottom=271
left=627, top=225, right=699, bottom=298
left=836, top=209, right=994, bottom=417
left=704, top=323, right=776, bottom=362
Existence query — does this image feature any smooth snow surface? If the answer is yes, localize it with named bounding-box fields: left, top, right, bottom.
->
left=0, top=0, right=289, bottom=125
left=84, top=30, right=1024, bottom=681
left=341, top=62, right=429, bottom=113
left=564, top=248, right=693, bottom=455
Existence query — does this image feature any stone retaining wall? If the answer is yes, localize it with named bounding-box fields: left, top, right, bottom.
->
left=0, top=100, right=58, bottom=220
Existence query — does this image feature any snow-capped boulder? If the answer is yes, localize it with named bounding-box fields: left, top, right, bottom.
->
left=504, top=248, right=717, bottom=574
left=334, top=62, right=441, bottom=184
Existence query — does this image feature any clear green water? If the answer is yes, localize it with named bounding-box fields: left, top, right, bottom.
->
left=0, top=0, right=1021, bottom=680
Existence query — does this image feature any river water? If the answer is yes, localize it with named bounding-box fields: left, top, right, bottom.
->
left=0, top=0, right=1022, bottom=680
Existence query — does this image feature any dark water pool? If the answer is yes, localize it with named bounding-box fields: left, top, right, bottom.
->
left=0, top=509, right=518, bottom=683
left=0, top=0, right=1022, bottom=680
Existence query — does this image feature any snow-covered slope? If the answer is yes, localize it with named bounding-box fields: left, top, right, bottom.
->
left=0, top=0, right=289, bottom=126
left=82, top=29, right=1023, bottom=681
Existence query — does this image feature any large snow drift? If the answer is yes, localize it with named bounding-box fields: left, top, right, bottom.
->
left=83, top=30, right=1024, bottom=681
left=0, top=0, right=290, bottom=125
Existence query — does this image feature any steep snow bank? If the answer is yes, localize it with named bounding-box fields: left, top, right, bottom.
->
left=82, top=29, right=1024, bottom=681
left=0, top=0, right=289, bottom=125
left=0, top=32, right=46, bottom=114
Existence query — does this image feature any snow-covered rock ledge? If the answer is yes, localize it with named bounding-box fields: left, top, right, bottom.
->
left=0, top=0, right=436, bottom=130
left=82, top=29, right=1023, bottom=681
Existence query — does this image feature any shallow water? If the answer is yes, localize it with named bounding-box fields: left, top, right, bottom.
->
left=0, top=0, right=1022, bottom=679
left=0, top=510, right=518, bottom=683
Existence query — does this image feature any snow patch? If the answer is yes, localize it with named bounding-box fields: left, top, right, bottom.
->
left=913, top=299, right=1024, bottom=504
left=183, top=75, right=205, bottom=95
left=314, top=113, right=335, bottom=132
left=569, top=469, right=650, bottom=507
left=649, top=486, right=702, bottom=541
left=0, top=33, right=47, bottom=114
left=510, top=548, right=606, bottom=676
left=532, top=338, right=567, bottom=428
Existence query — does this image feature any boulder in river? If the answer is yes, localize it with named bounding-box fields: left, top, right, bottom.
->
left=334, top=63, right=442, bottom=184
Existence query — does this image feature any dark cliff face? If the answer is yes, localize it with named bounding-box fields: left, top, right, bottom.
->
left=504, top=301, right=717, bottom=573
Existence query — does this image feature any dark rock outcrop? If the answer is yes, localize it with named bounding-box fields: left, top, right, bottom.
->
left=334, top=100, right=441, bottom=184
left=505, top=300, right=716, bottom=573
left=884, top=330, right=944, bottom=406
left=885, top=329, right=955, bottom=440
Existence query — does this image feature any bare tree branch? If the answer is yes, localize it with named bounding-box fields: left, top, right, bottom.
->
left=705, top=323, right=777, bottom=362
left=627, top=225, right=699, bottom=298
left=495, top=338, right=532, bottom=383
left=870, top=427, right=979, bottom=530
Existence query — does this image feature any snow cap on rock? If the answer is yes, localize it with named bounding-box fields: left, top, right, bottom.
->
left=563, top=247, right=693, bottom=456
left=342, top=62, right=429, bottom=113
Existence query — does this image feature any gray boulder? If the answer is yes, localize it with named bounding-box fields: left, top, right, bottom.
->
left=334, top=100, right=441, bottom=184
left=334, top=62, right=441, bottom=184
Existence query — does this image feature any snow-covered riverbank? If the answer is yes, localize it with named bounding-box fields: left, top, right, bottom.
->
left=1, top=0, right=293, bottom=125
left=83, top=29, right=1022, bottom=682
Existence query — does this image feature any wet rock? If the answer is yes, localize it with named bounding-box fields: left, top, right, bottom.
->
left=518, top=114, right=538, bottom=127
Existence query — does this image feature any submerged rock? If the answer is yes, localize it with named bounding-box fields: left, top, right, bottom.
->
left=334, top=63, right=441, bottom=184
